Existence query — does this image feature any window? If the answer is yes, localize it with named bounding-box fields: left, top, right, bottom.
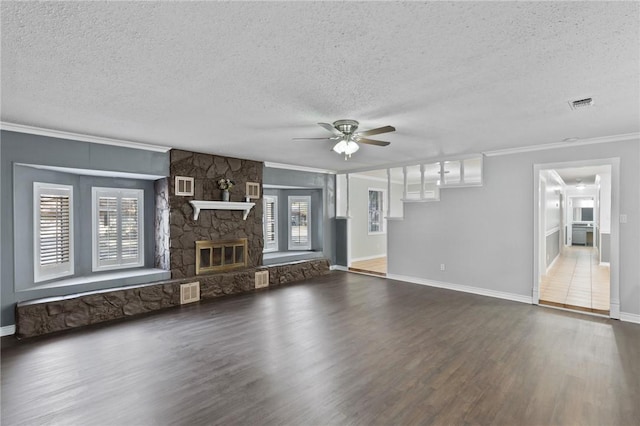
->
left=34, top=183, right=74, bottom=282
left=263, top=195, right=278, bottom=252
left=368, top=189, right=384, bottom=234
left=288, top=196, right=311, bottom=250
left=92, top=187, right=144, bottom=271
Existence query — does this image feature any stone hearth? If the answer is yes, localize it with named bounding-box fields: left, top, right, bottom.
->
left=16, top=259, right=330, bottom=338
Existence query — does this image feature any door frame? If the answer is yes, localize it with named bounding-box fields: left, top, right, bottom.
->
left=533, top=158, right=620, bottom=318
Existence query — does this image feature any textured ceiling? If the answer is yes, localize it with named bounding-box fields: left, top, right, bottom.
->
left=2, top=1, right=639, bottom=172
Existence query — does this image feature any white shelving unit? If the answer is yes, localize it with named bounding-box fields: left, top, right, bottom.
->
left=189, top=200, right=256, bottom=221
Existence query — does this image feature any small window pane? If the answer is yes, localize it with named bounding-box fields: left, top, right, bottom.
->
left=263, top=195, right=278, bottom=252
left=92, top=188, right=143, bottom=271
left=444, top=161, right=461, bottom=185
left=405, top=165, right=421, bottom=200
left=288, top=196, right=311, bottom=250
left=368, top=190, right=384, bottom=233
left=34, top=183, right=74, bottom=282
left=463, top=157, right=482, bottom=184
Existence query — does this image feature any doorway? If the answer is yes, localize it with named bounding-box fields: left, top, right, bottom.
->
left=533, top=159, right=619, bottom=317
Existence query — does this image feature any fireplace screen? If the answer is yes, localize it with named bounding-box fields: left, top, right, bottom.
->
left=196, top=239, right=247, bottom=274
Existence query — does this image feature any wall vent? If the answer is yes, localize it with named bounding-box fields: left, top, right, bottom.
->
left=180, top=282, right=200, bottom=304
left=568, top=98, right=594, bottom=110
left=255, top=270, right=269, bottom=289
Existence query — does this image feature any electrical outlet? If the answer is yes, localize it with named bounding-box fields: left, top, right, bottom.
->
left=440, top=264, right=445, bottom=271
left=620, top=214, right=628, bottom=224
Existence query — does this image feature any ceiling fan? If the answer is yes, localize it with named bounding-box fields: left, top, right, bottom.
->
left=293, top=120, right=395, bottom=160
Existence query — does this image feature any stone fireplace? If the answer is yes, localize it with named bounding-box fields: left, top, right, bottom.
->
left=196, top=239, right=247, bottom=275
left=169, top=149, right=263, bottom=279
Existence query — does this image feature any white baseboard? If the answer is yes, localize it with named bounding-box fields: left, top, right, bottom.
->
left=545, top=253, right=560, bottom=274
left=610, top=300, right=620, bottom=319
left=330, top=265, right=349, bottom=272
left=620, top=312, right=640, bottom=324
left=386, top=274, right=533, bottom=304
left=600, top=262, right=610, bottom=266
left=350, top=254, right=386, bottom=263
left=1, top=325, right=16, bottom=336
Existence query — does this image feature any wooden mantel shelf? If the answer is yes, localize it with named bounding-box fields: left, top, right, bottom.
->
left=189, top=200, right=256, bottom=221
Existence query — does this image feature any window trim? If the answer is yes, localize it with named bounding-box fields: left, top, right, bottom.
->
left=263, top=195, right=279, bottom=253
left=33, top=182, right=75, bottom=283
left=368, top=188, right=386, bottom=235
left=288, top=195, right=311, bottom=251
left=92, top=187, right=144, bottom=272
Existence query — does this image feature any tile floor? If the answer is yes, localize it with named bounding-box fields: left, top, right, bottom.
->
left=539, top=246, right=610, bottom=314
left=349, top=256, right=387, bottom=276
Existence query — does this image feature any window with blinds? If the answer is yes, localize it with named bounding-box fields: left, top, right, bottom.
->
left=34, top=183, right=74, bottom=282
left=288, top=196, right=311, bottom=250
left=92, top=188, right=144, bottom=271
left=368, top=189, right=384, bottom=234
left=263, top=195, right=278, bottom=252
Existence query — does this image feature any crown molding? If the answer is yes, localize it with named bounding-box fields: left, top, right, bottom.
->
left=349, top=173, right=403, bottom=185
left=483, top=132, right=640, bottom=157
left=0, top=122, right=171, bottom=153
left=264, top=161, right=336, bottom=174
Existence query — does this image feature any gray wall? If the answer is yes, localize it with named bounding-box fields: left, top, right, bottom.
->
left=388, top=139, right=640, bottom=316
left=13, top=165, right=156, bottom=291
left=263, top=167, right=336, bottom=264
left=1, top=130, right=169, bottom=327
left=335, top=218, right=348, bottom=266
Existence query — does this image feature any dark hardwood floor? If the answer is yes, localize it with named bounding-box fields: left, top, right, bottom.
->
left=2, top=272, right=639, bottom=425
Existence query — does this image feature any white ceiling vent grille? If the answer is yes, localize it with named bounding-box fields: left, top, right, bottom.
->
left=255, top=270, right=269, bottom=289
left=568, top=98, right=594, bottom=110
left=180, top=282, right=200, bottom=304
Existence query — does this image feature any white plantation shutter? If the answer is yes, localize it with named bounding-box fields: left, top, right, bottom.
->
left=288, top=196, right=311, bottom=250
left=92, top=188, right=144, bottom=271
left=263, top=196, right=278, bottom=252
left=34, top=183, right=74, bottom=282
left=98, top=196, right=118, bottom=265
left=120, top=196, right=140, bottom=263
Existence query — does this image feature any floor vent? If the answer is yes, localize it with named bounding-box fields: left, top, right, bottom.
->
left=180, top=282, right=200, bottom=304
left=255, top=270, right=269, bottom=289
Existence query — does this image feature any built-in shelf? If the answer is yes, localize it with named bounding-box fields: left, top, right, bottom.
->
left=189, top=200, right=256, bottom=220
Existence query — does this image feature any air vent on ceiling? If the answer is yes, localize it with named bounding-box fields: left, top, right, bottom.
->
left=568, top=98, right=594, bottom=110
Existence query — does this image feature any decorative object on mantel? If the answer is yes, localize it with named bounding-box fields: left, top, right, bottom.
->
left=217, top=178, right=235, bottom=202
left=189, top=200, right=256, bottom=220
left=174, top=176, right=194, bottom=196
left=246, top=182, right=260, bottom=199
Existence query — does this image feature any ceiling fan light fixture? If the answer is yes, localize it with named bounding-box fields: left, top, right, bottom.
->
left=345, top=140, right=359, bottom=155
left=332, top=138, right=360, bottom=160
left=332, top=139, right=348, bottom=154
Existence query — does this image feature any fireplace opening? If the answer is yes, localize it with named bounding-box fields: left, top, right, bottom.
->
left=196, top=239, right=248, bottom=274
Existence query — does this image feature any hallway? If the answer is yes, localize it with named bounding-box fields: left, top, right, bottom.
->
left=540, top=246, right=610, bottom=314
left=349, top=257, right=387, bottom=276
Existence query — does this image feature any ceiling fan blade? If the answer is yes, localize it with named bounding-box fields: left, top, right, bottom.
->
left=356, top=125, right=396, bottom=137
left=357, top=137, right=391, bottom=147
left=292, top=136, right=341, bottom=141
left=318, top=122, right=344, bottom=136
left=292, top=137, right=331, bottom=140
